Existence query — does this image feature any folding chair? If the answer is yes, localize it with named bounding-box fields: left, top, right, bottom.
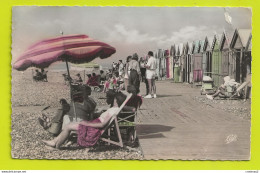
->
left=229, top=81, right=250, bottom=99
left=118, top=110, right=138, bottom=144
left=99, top=93, right=133, bottom=148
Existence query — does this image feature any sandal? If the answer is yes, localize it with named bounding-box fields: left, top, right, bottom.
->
left=41, top=113, right=50, bottom=123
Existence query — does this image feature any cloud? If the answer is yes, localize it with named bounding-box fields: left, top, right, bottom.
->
left=105, top=24, right=166, bottom=45
left=158, top=26, right=213, bottom=47
left=105, top=24, right=214, bottom=50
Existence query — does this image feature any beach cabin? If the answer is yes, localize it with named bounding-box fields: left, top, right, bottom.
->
left=187, top=42, right=195, bottom=83
left=245, top=32, right=252, bottom=99
left=182, top=42, right=189, bottom=82
left=173, top=45, right=181, bottom=82
left=168, top=45, right=176, bottom=79
left=219, top=31, right=234, bottom=81
left=245, top=32, right=252, bottom=75
left=192, top=40, right=203, bottom=83
left=211, top=34, right=222, bottom=86
left=154, top=51, right=160, bottom=80
left=157, top=49, right=164, bottom=79
left=230, top=29, right=252, bottom=83
left=179, top=44, right=184, bottom=82
left=165, top=49, right=172, bottom=79
left=202, top=36, right=213, bottom=78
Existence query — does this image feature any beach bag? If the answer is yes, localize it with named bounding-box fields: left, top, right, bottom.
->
left=47, top=122, right=62, bottom=136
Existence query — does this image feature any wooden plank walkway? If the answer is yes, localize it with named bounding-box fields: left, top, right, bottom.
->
left=137, top=81, right=251, bottom=160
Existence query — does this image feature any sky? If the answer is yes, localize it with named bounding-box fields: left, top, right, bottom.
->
left=12, top=7, right=252, bottom=68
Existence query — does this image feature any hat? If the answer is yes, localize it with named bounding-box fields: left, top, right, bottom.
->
left=132, top=53, right=138, bottom=60
left=224, top=76, right=231, bottom=82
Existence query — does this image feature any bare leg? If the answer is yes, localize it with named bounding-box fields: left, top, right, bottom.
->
left=42, top=122, right=79, bottom=149
left=147, top=79, right=152, bottom=95
left=124, top=78, right=128, bottom=91
left=151, top=79, right=156, bottom=95
left=212, top=86, right=225, bottom=98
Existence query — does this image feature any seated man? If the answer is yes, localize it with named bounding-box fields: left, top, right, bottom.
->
left=33, top=69, right=43, bottom=81
left=38, top=85, right=97, bottom=136
left=206, top=76, right=239, bottom=100
left=42, top=92, right=128, bottom=149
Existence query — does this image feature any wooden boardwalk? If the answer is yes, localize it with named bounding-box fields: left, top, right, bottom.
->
left=137, top=81, right=251, bottom=160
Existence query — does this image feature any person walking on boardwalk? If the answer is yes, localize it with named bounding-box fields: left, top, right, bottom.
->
left=124, top=56, right=132, bottom=91
left=144, top=51, right=157, bottom=98
left=128, top=53, right=141, bottom=94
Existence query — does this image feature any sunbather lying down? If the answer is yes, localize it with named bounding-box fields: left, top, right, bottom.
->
left=42, top=92, right=128, bottom=149
left=206, top=76, right=239, bottom=100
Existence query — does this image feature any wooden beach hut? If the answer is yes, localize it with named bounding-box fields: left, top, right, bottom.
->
left=202, top=36, right=213, bottom=78
left=187, top=42, right=195, bottom=83
left=164, top=49, right=171, bottom=79
left=169, top=45, right=176, bottom=79
left=211, top=34, right=222, bottom=86
left=173, top=45, right=181, bottom=82
left=156, top=49, right=164, bottom=79
left=180, top=44, right=186, bottom=82
left=182, top=42, right=189, bottom=82
left=245, top=32, right=252, bottom=99
left=219, top=30, right=234, bottom=80
left=230, top=29, right=252, bottom=83
left=192, top=40, right=203, bottom=84
left=179, top=44, right=184, bottom=82
left=154, top=50, right=160, bottom=80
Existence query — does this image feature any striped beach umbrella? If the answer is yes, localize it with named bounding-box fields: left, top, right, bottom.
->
left=13, top=34, right=116, bottom=77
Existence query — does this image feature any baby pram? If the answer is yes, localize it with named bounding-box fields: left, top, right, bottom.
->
left=200, top=76, right=215, bottom=95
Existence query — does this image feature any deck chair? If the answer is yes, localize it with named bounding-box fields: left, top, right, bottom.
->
left=229, top=81, right=250, bottom=99
left=118, top=108, right=138, bottom=144
left=99, top=93, right=133, bottom=148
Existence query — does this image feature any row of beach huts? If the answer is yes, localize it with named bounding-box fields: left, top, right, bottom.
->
left=153, top=28, right=252, bottom=87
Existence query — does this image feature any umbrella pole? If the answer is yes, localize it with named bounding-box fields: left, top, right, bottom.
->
left=65, top=58, right=77, bottom=121
left=65, top=58, right=71, bottom=78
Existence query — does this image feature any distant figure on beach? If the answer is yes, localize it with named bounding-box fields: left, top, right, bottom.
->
left=144, top=51, right=157, bottom=99
left=124, top=56, right=132, bottom=91
left=75, top=73, right=83, bottom=83
left=103, top=73, right=116, bottom=93
left=100, top=70, right=106, bottom=82
left=87, top=73, right=100, bottom=87
left=86, top=74, right=92, bottom=83
left=112, top=62, right=117, bottom=72
left=42, top=92, right=127, bottom=149
left=41, top=68, right=48, bottom=82
left=139, top=57, right=149, bottom=95
left=128, top=53, right=141, bottom=94
left=33, top=69, right=43, bottom=82
left=118, top=60, right=124, bottom=77
left=139, top=57, right=147, bottom=82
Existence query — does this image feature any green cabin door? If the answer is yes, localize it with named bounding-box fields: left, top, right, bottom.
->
left=222, top=49, right=229, bottom=79
left=212, top=50, right=222, bottom=86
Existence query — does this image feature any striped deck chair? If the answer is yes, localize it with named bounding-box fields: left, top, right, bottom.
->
left=99, top=93, right=133, bottom=148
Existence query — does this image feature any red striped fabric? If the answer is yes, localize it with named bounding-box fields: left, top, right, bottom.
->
left=13, top=34, right=116, bottom=71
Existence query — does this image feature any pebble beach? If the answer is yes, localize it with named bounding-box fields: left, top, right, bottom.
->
left=11, top=69, right=143, bottom=160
